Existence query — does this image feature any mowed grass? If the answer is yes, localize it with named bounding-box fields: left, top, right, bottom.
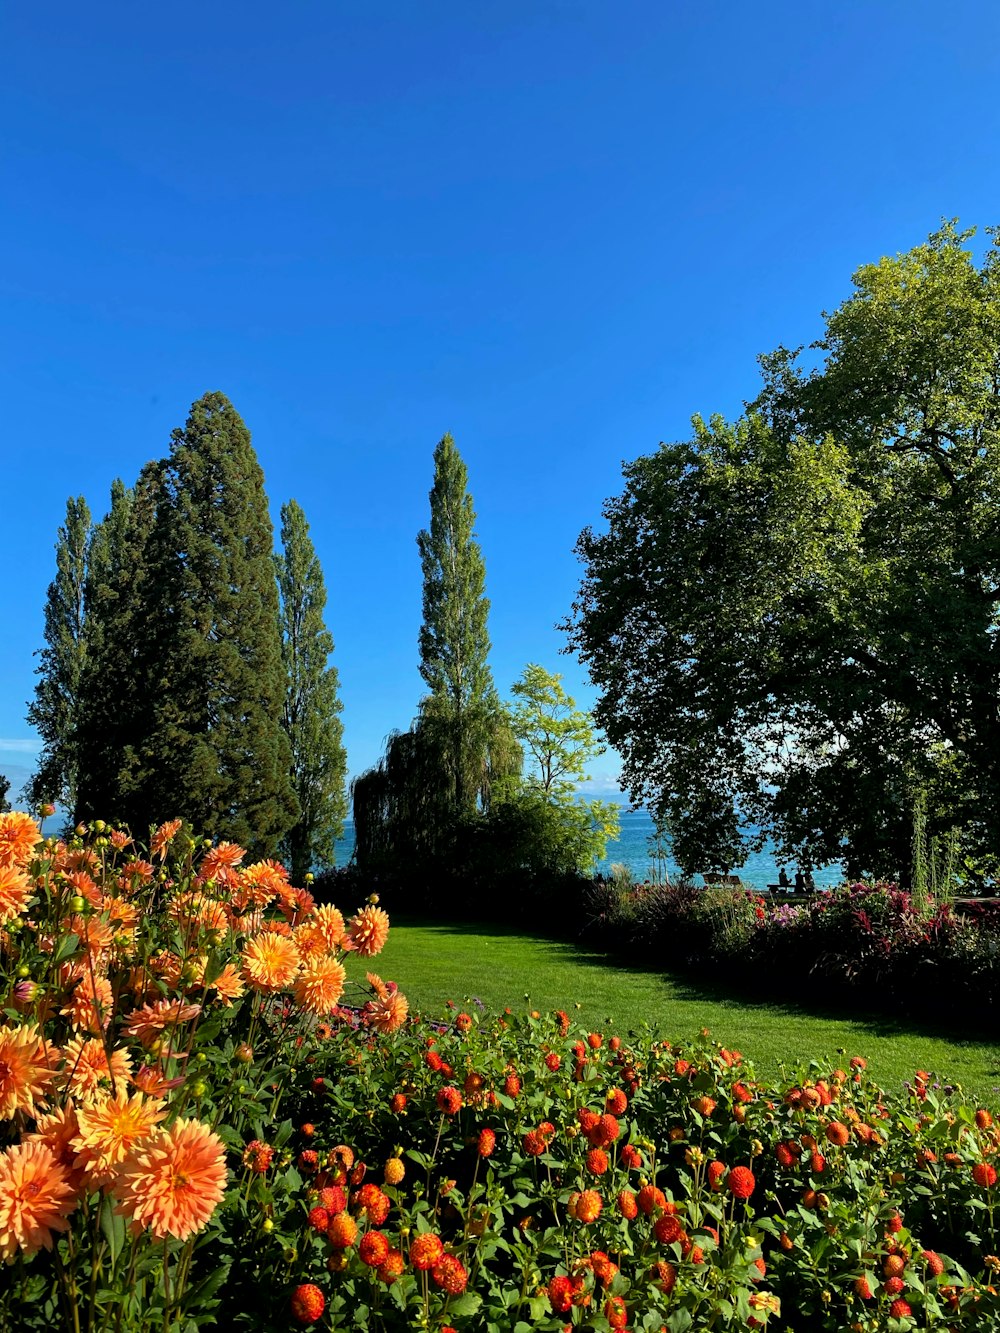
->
left=377, top=919, right=1000, bottom=1106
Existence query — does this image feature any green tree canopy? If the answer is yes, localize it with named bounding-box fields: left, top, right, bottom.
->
left=75, top=394, right=297, bottom=855
left=503, top=664, right=619, bottom=873
left=566, top=223, right=1000, bottom=881
left=276, top=499, right=347, bottom=882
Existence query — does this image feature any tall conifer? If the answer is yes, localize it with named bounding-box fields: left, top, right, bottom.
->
left=76, top=394, right=297, bottom=855
left=74, top=469, right=161, bottom=826
left=27, top=496, right=91, bottom=809
left=275, top=499, right=347, bottom=882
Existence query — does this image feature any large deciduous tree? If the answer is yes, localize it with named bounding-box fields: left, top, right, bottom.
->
left=566, top=223, right=1000, bottom=881
left=276, top=499, right=347, bottom=883
left=26, top=496, right=92, bottom=810
left=504, top=663, right=620, bottom=873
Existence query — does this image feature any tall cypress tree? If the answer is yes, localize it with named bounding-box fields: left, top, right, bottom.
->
left=416, top=434, right=499, bottom=815
left=275, top=499, right=347, bottom=882
left=27, top=496, right=92, bottom=809
left=74, top=469, right=160, bottom=826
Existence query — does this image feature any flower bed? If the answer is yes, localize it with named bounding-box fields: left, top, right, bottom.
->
left=2, top=812, right=1000, bottom=1330
left=583, top=879, right=1000, bottom=1022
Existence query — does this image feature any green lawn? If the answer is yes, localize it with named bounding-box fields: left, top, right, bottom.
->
left=376, top=918, right=1000, bottom=1105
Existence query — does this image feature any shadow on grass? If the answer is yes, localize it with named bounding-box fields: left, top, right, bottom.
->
left=390, top=914, right=1000, bottom=1064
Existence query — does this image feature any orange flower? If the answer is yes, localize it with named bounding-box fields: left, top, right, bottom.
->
left=61, top=971, right=114, bottom=1034
left=151, top=818, right=183, bottom=860
left=366, top=972, right=390, bottom=1000
left=365, top=990, right=409, bottom=1034
left=313, top=904, right=346, bottom=949
left=59, top=1036, right=132, bottom=1103
left=0, top=1023, right=56, bottom=1119
left=75, top=1088, right=167, bottom=1188
left=347, top=906, right=390, bottom=957
left=124, top=999, right=202, bottom=1048
left=292, top=919, right=330, bottom=963
left=0, top=812, right=41, bottom=869
left=0, top=1140, right=77, bottom=1261
left=200, top=841, right=246, bottom=882
left=242, top=933, right=301, bottom=992
left=113, top=1118, right=227, bottom=1241
left=0, top=865, right=32, bottom=925
left=25, top=1103, right=88, bottom=1192
left=210, top=963, right=245, bottom=1006
left=293, top=958, right=347, bottom=1015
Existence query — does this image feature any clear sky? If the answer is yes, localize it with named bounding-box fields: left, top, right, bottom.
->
left=2, top=1, right=1000, bottom=806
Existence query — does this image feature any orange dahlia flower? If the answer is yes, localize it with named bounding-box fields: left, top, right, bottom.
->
left=0, top=812, right=41, bottom=869
left=0, top=1141, right=77, bottom=1261
left=347, top=906, right=390, bottom=957
left=0, top=865, right=32, bottom=925
left=150, top=818, right=183, bottom=861
left=59, top=1035, right=132, bottom=1103
left=124, top=999, right=201, bottom=1047
left=241, top=933, right=301, bottom=992
left=0, top=1022, right=56, bottom=1119
left=75, top=1088, right=167, bottom=1189
left=293, top=958, right=347, bottom=1015
left=365, top=990, right=409, bottom=1034
left=113, top=1118, right=227, bottom=1241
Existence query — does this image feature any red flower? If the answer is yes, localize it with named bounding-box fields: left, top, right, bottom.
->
left=436, top=1086, right=462, bottom=1115
left=573, top=1190, right=603, bottom=1223
left=390, top=1093, right=407, bottom=1113
left=727, top=1166, right=755, bottom=1199
left=616, top=1189, right=638, bottom=1219
left=604, top=1295, right=628, bottom=1329
left=605, top=1088, right=628, bottom=1114
left=620, top=1143, right=642, bottom=1169
left=707, top=1161, right=727, bottom=1190
left=889, top=1299, right=912, bottom=1319
left=503, top=1072, right=521, bottom=1098
left=359, top=1230, right=391, bottom=1267
left=586, top=1148, right=609, bottom=1175
left=974, top=1162, right=998, bottom=1189
left=922, top=1250, right=944, bottom=1276
left=637, top=1184, right=666, bottom=1215
left=431, top=1254, right=468, bottom=1294
left=587, top=1032, right=603, bottom=1049
left=545, top=1052, right=562, bottom=1072
left=290, top=1285, right=325, bottom=1325
left=854, top=1276, right=873, bottom=1299
left=478, top=1128, right=496, bottom=1157
left=409, top=1232, right=445, bottom=1271
left=548, top=1276, right=573, bottom=1313
left=307, top=1206, right=329, bottom=1233
left=654, top=1213, right=685, bottom=1245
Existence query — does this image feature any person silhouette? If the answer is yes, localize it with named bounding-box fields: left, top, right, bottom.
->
left=778, top=868, right=790, bottom=890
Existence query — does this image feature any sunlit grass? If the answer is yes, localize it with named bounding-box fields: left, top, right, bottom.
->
left=378, top=918, right=1000, bottom=1105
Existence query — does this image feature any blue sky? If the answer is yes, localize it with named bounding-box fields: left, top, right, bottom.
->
left=2, top=1, right=1000, bottom=806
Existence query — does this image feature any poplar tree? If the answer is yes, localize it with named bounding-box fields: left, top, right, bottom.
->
left=27, top=496, right=91, bottom=809
left=276, top=499, right=347, bottom=882
left=416, top=433, right=499, bottom=815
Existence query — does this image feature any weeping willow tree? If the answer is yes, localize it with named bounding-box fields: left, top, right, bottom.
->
left=352, top=708, right=521, bottom=874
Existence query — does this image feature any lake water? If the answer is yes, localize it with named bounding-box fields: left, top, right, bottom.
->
left=330, top=808, right=843, bottom=891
